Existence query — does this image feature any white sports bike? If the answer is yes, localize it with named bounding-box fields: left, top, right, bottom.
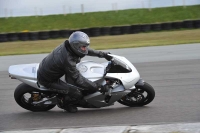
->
left=8, top=54, right=155, bottom=112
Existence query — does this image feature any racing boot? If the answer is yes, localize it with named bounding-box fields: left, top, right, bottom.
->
left=63, top=95, right=78, bottom=113
left=64, top=104, right=78, bottom=113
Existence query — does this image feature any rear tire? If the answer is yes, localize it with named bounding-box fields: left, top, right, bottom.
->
left=118, top=82, right=155, bottom=107
left=14, top=83, right=56, bottom=112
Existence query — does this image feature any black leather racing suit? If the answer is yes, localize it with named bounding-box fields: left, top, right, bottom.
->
left=37, top=40, right=106, bottom=99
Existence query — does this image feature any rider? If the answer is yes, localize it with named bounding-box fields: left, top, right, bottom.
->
left=37, top=31, right=111, bottom=113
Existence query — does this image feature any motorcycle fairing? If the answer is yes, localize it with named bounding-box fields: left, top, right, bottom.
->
left=84, top=84, right=131, bottom=107
left=106, top=54, right=140, bottom=90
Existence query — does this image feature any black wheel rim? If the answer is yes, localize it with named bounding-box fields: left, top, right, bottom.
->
left=120, top=88, right=149, bottom=105
left=20, top=91, right=48, bottom=109
left=21, top=92, right=33, bottom=106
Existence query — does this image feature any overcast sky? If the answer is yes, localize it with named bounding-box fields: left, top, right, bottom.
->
left=0, top=0, right=199, bottom=18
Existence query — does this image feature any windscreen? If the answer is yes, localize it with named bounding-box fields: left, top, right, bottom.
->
left=106, top=57, right=132, bottom=73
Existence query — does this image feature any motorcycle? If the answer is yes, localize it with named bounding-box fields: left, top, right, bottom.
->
left=8, top=54, right=155, bottom=112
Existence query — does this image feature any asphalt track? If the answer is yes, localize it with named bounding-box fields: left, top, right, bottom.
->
left=0, top=43, right=200, bottom=131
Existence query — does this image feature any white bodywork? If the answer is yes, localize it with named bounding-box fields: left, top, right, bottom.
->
left=77, top=54, right=140, bottom=89
left=76, top=61, right=106, bottom=82
left=9, top=63, right=39, bottom=89
left=106, top=54, right=140, bottom=89
left=8, top=54, right=140, bottom=90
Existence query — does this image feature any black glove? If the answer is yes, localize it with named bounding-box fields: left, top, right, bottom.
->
left=103, top=52, right=112, bottom=61
left=98, top=84, right=110, bottom=94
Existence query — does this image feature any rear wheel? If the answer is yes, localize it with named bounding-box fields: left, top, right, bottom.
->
left=118, top=82, right=155, bottom=107
left=14, top=83, right=56, bottom=112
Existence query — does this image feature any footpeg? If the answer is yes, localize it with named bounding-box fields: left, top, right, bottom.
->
left=33, top=96, right=57, bottom=105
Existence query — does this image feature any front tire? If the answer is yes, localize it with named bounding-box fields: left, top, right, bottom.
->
left=14, top=83, right=56, bottom=112
left=118, top=82, right=155, bottom=107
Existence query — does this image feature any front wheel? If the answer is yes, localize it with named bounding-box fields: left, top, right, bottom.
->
left=14, top=83, right=56, bottom=112
left=118, top=82, right=155, bottom=107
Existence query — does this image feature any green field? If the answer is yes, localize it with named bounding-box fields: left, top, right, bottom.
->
left=0, top=5, right=199, bottom=33
left=0, top=29, right=199, bottom=56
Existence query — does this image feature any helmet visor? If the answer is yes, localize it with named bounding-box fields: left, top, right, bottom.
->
left=79, top=45, right=89, bottom=55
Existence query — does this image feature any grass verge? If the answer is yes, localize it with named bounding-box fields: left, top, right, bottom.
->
left=0, top=5, right=199, bottom=32
left=0, top=29, right=200, bottom=56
